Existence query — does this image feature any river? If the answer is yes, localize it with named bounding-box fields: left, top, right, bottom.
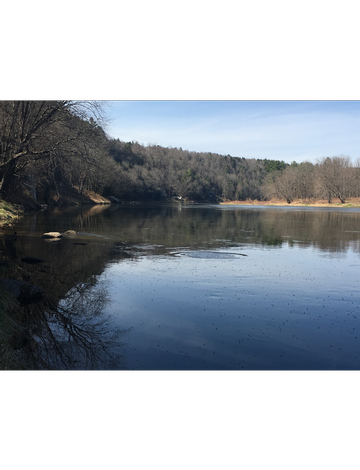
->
left=2, top=202, right=360, bottom=369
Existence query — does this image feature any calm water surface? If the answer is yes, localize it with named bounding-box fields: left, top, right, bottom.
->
left=4, top=203, right=360, bottom=370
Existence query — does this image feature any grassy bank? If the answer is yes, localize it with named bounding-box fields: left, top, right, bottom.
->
left=0, top=200, right=24, bottom=228
left=220, top=197, right=360, bottom=208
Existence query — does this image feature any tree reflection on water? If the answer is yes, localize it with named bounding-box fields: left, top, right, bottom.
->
left=12, top=281, right=126, bottom=370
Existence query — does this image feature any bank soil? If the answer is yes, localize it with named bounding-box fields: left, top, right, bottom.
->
left=39, top=186, right=110, bottom=206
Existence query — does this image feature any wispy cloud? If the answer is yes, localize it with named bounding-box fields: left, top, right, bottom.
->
left=106, top=101, right=360, bottom=163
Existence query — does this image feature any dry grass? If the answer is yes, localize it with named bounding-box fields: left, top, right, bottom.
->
left=220, top=197, right=360, bottom=208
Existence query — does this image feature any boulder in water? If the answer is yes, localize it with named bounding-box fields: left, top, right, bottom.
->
left=42, top=232, right=62, bottom=238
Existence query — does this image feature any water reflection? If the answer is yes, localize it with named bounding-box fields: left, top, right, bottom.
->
left=22, top=282, right=125, bottom=370
left=1, top=203, right=360, bottom=370
left=0, top=227, right=128, bottom=370
left=11, top=203, right=360, bottom=253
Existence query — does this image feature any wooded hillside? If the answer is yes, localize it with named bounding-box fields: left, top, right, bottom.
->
left=1, top=101, right=359, bottom=206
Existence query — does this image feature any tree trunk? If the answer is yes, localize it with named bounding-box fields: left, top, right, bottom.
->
left=0, top=160, right=17, bottom=197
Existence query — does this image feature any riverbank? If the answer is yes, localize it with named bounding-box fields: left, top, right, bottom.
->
left=220, top=197, right=360, bottom=208
left=0, top=186, right=111, bottom=229
left=42, top=187, right=111, bottom=206
left=2, top=194, right=360, bottom=231
left=0, top=200, right=24, bottom=228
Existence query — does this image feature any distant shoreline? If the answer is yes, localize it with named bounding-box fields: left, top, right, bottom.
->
left=220, top=197, right=360, bottom=208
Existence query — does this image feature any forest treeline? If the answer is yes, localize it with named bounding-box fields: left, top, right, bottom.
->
left=1, top=100, right=360, bottom=207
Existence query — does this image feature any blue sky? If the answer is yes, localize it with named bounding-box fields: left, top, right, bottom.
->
left=106, top=101, right=360, bottom=164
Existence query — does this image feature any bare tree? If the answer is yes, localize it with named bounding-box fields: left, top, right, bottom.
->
left=271, top=167, right=298, bottom=204
left=316, top=156, right=355, bottom=203
left=352, top=158, right=360, bottom=197
left=295, top=161, right=315, bottom=200
left=0, top=101, right=106, bottom=197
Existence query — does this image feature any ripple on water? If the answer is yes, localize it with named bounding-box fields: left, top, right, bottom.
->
left=179, top=251, right=247, bottom=259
